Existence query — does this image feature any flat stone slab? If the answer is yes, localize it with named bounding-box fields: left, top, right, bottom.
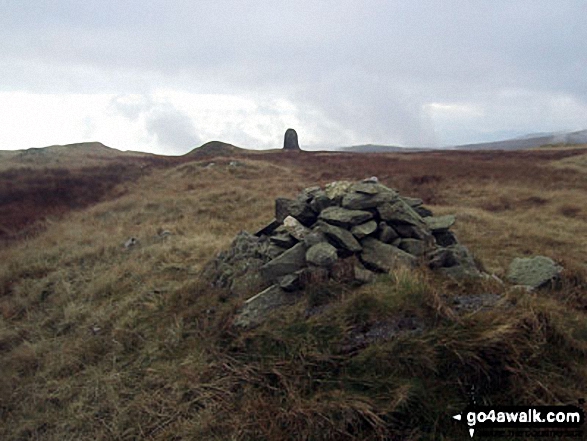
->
left=506, top=256, right=562, bottom=289
left=351, top=220, right=378, bottom=239
left=360, top=237, right=417, bottom=272
left=319, top=206, right=373, bottom=228
left=341, top=189, right=397, bottom=210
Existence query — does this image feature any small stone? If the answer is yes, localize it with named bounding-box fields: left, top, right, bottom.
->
left=283, top=128, right=300, bottom=150
left=299, top=186, right=321, bottom=201
left=303, top=230, right=327, bottom=247
left=124, top=237, right=138, bottom=249
left=351, top=220, right=378, bottom=239
left=306, top=242, right=339, bottom=267
left=353, top=262, right=377, bottom=284
left=433, top=230, right=457, bottom=247
left=398, top=238, right=428, bottom=257
left=309, top=192, right=332, bottom=213
left=363, top=176, right=379, bottom=183
left=415, top=206, right=434, bottom=217
left=378, top=223, right=399, bottom=243
left=394, top=224, right=433, bottom=241
left=269, top=233, right=297, bottom=248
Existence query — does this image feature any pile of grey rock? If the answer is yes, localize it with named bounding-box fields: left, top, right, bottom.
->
left=203, top=178, right=483, bottom=326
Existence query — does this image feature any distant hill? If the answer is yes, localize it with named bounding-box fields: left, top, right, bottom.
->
left=184, top=141, right=248, bottom=158
left=338, top=130, right=587, bottom=153
left=338, top=144, right=431, bottom=153
left=0, top=141, right=153, bottom=169
left=448, top=129, right=587, bottom=151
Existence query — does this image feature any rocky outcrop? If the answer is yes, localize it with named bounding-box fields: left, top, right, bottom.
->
left=203, top=178, right=483, bottom=326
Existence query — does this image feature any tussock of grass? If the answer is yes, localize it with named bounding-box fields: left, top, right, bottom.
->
left=0, top=151, right=586, bottom=439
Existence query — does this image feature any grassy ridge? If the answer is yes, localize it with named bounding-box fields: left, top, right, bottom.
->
left=0, top=149, right=586, bottom=439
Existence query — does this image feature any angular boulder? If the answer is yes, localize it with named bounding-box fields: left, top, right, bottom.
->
left=260, top=242, right=307, bottom=282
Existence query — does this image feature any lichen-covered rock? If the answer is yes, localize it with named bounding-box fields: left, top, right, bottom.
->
left=506, top=256, right=562, bottom=289
left=324, top=181, right=353, bottom=201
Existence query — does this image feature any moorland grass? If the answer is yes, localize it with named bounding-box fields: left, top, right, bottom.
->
left=0, top=149, right=586, bottom=440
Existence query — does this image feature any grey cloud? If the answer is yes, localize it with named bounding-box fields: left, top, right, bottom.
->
left=1, top=1, right=586, bottom=147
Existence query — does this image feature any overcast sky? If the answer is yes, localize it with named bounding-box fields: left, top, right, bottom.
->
left=1, top=1, right=586, bottom=154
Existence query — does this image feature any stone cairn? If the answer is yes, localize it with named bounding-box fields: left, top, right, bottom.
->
left=203, top=178, right=481, bottom=326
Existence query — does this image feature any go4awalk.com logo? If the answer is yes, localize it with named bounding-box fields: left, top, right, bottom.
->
left=453, top=404, right=584, bottom=438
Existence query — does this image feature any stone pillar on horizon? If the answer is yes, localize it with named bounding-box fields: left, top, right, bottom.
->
left=283, top=128, right=300, bottom=151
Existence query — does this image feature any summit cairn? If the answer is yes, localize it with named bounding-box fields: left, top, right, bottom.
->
left=202, top=178, right=483, bottom=327
left=283, top=128, right=300, bottom=151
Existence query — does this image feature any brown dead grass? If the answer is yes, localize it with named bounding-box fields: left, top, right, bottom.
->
left=0, top=147, right=586, bottom=439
